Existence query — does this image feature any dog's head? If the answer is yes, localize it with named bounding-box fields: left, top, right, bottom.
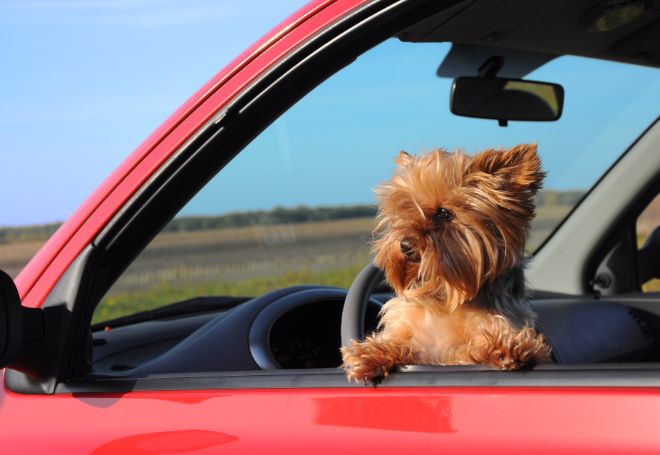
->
left=373, top=144, right=544, bottom=309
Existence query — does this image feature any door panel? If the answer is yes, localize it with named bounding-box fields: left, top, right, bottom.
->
left=1, top=385, right=659, bottom=454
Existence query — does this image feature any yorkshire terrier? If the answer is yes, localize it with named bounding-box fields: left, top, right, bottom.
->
left=341, top=144, right=552, bottom=384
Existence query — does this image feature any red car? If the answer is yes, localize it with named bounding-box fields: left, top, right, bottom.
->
left=2, top=0, right=660, bottom=452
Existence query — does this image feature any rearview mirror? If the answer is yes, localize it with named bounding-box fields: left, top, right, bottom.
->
left=451, top=76, right=564, bottom=124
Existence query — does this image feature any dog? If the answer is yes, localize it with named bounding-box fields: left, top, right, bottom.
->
left=341, top=144, right=552, bottom=384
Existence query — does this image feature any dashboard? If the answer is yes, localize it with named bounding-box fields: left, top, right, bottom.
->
left=91, top=287, right=660, bottom=378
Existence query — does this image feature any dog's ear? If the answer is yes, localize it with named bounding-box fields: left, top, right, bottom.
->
left=470, top=144, right=544, bottom=192
left=395, top=150, right=414, bottom=167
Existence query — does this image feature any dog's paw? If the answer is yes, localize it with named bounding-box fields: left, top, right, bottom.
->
left=340, top=342, right=388, bottom=385
left=340, top=340, right=397, bottom=385
left=472, top=326, right=552, bottom=371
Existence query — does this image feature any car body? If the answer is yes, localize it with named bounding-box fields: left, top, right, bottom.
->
left=2, top=0, right=660, bottom=453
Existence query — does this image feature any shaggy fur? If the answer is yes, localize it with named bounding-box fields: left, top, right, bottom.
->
left=341, top=144, right=552, bottom=384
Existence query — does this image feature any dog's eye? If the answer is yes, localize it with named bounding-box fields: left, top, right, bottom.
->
left=433, top=207, right=454, bottom=223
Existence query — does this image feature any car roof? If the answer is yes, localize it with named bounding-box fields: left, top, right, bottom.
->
left=401, top=0, right=660, bottom=70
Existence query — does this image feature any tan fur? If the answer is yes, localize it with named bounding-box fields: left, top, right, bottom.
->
left=341, top=144, right=552, bottom=384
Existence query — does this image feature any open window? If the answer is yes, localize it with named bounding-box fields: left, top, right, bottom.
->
left=7, top=0, right=660, bottom=394
left=81, top=29, right=660, bottom=383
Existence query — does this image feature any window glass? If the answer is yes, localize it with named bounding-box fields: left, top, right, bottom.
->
left=94, top=39, right=660, bottom=323
left=638, top=195, right=660, bottom=292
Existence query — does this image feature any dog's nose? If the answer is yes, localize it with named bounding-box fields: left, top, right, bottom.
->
left=400, top=238, right=415, bottom=257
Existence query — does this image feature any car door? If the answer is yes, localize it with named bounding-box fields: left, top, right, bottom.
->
left=3, top=0, right=660, bottom=453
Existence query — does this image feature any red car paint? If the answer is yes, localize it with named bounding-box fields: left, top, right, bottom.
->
left=2, top=385, right=660, bottom=453
left=4, top=1, right=660, bottom=453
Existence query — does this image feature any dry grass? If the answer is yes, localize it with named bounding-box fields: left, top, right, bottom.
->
left=0, top=239, right=47, bottom=278
left=528, top=204, right=573, bottom=250
left=150, top=217, right=376, bottom=247
left=110, top=217, right=375, bottom=291
left=95, top=217, right=375, bottom=321
left=0, top=205, right=584, bottom=323
left=638, top=195, right=660, bottom=238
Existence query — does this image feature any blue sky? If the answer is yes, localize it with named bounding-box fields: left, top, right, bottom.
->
left=2, top=1, right=659, bottom=226
left=0, top=0, right=308, bottom=226
left=182, top=40, right=660, bottom=217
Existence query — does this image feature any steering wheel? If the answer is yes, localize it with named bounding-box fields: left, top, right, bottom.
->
left=340, top=262, right=385, bottom=347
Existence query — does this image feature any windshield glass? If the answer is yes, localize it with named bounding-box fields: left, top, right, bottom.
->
left=184, top=40, right=660, bottom=248
left=96, top=38, right=660, bottom=323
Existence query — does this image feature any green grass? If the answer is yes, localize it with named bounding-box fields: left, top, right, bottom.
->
left=93, top=263, right=366, bottom=324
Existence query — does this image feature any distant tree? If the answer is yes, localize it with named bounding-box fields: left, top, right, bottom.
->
left=1, top=191, right=584, bottom=242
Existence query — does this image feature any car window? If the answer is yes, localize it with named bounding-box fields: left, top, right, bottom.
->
left=94, top=38, right=660, bottom=324
left=637, top=194, right=660, bottom=292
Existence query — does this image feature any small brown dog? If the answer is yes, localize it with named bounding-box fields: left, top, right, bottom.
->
left=341, top=144, right=552, bottom=384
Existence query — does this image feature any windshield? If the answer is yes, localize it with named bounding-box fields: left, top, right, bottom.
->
left=183, top=41, right=660, bottom=247
left=95, top=38, right=660, bottom=323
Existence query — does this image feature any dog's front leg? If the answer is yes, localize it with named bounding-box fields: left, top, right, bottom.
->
left=340, top=332, right=414, bottom=384
left=466, top=316, right=552, bottom=370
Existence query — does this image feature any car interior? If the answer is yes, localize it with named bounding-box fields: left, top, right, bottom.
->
left=5, top=0, right=660, bottom=393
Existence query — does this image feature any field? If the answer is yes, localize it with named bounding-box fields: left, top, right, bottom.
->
left=94, top=208, right=569, bottom=323
left=110, top=217, right=375, bottom=292
left=3, top=194, right=659, bottom=324
left=0, top=238, right=47, bottom=279
left=8, top=195, right=653, bottom=324
left=95, top=217, right=375, bottom=322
